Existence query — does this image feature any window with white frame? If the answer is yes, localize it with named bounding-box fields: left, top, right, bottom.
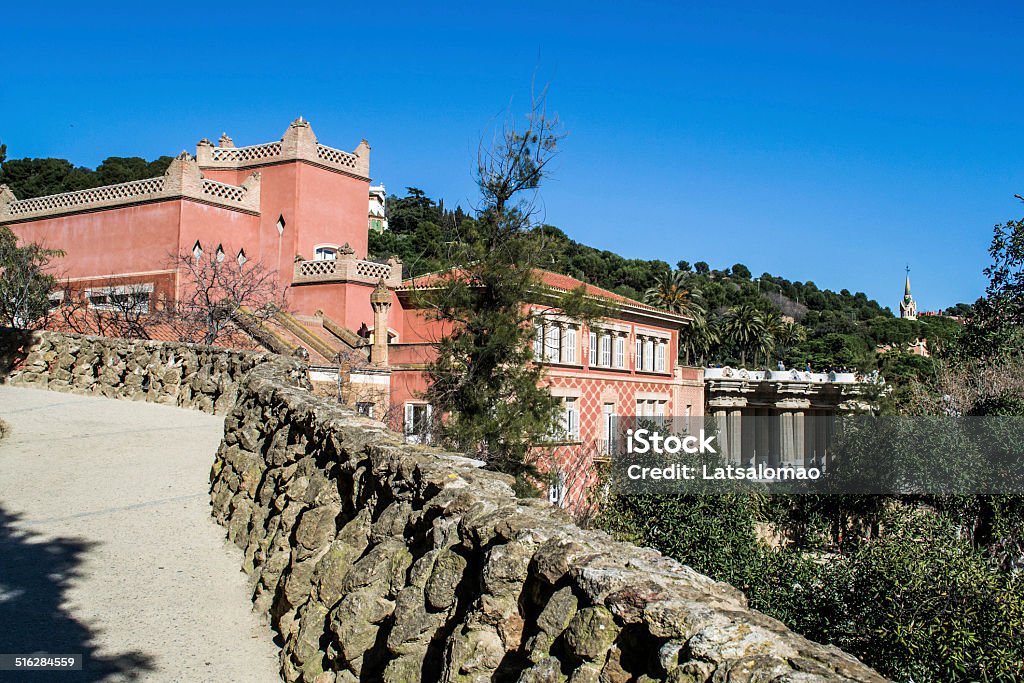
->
left=601, top=403, right=615, bottom=455
left=548, top=469, right=567, bottom=506
left=86, top=284, right=154, bottom=314
left=561, top=397, right=579, bottom=440
left=356, top=402, right=374, bottom=418
left=534, top=322, right=545, bottom=361
left=636, top=398, right=667, bottom=420
left=643, top=339, right=654, bottom=372
left=614, top=336, right=625, bottom=368
left=315, top=246, right=338, bottom=261
left=404, top=403, right=432, bottom=444
left=635, top=338, right=642, bottom=370
left=589, top=332, right=598, bottom=365
left=655, top=342, right=666, bottom=372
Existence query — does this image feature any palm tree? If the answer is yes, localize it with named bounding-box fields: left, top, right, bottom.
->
left=721, top=303, right=769, bottom=367
left=758, top=310, right=782, bottom=366
left=774, top=319, right=807, bottom=361
left=644, top=271, right=704, bottom=317
left=679, top=310, right=720, bottom=366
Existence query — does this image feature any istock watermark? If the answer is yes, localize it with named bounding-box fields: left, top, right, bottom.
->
left=625, top=428, right=717, bottom=455
left=606, top=415, right=1024, bottom=495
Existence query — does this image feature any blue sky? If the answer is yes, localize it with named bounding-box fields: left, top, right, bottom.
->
left=3, top=2, right=1022, bottom=312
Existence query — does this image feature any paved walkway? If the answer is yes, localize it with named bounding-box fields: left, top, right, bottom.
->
left=0, top=386, right=281, bottom=682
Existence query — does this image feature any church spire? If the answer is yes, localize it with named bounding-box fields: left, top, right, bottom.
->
left=900, top=265, right=917, bottom=320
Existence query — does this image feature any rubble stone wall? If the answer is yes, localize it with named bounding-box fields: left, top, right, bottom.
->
left=0, top=328, right=305, bottom=413
left=211, top=362, right=886, bottom=683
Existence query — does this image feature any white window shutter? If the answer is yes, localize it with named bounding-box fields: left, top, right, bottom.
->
left=600, top=335, right=611, bottom=366
left=545, top=325, right=560, bottom=362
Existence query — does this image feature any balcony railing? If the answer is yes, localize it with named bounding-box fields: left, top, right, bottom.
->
left=293, top=255, right=402, bottom=287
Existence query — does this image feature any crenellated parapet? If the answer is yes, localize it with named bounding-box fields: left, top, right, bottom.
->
left=195, top=117, right=370, bottom=179
left=0, top=153, right=261, bottom=223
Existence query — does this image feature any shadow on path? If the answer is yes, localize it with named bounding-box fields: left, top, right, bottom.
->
left=0, top=505, right=156, bottom=682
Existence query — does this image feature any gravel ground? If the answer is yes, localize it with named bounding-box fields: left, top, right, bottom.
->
left=0, top=386, right=282, bottom=683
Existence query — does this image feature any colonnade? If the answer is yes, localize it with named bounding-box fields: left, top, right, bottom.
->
left=710, top=402, right=835, bottom=468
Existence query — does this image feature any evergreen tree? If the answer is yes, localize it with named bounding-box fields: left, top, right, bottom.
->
left=0, top=227, right=63, bottom=328
left=420, top=92, right=605, bottom=481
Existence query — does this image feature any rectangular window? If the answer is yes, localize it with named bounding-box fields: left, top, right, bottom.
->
left=562, top=398, right=579, bottom=439
left=614, top=336, right=625, bottom=368
left=600, top=334, right=612, bottom=367
left=85, top=284, right=153, bottom=314
left=356, top=402, right=374, bottom=418
left=589, top=332, right=598, bottom=366
left=653, top=400, right=667, bottom=427
left=534, top=323, right=544, bottom=361
left=602, top=403, right=615, bottom=455
left=655, top=342, right=666, bottom=372
left=564, top=327, right=577, bottom=364
left=635, top=338, right=643, bottom=370
left=643, top=339, right=655, bottom=372
left=545, top=324, right=560, bottom=363
left=404, top=403, right=432, bottom=444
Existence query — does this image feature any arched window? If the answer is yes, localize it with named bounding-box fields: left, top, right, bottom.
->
left=315, top=246, right=338, bottom=261
left=192, top=241, right=203, bottom=260
left=215, top=244, right=225, bottom=263
left=236, top=249, right=247, bottom=267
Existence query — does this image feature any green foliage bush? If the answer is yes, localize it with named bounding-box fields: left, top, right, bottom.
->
left=600, top=493, right=1024, bottom=682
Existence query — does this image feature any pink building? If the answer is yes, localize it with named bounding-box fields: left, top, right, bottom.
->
left=0, top=119, right=703, bottom=508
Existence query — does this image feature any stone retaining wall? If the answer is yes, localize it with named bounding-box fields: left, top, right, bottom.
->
left=0, top=328, right=306, bottom=413
left=0, top=329, right=885, bottom=682
left=211, top=362, right=886, bottom=682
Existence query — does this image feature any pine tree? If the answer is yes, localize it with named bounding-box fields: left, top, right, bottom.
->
left=418, top=90, right=606, bottom=481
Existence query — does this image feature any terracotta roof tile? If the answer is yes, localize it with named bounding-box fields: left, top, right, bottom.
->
left=399, top=268, right=683, bottom=319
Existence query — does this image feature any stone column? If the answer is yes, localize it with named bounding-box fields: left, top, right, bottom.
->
left=728, top=408, right=743, bottom=465
left=780, top=411, right=795, bottom=467
left=713, top=408, right=729, bottom=458
left=793, top=411, right=806, bottom=468
left=370, top=279, right=392, bottom=367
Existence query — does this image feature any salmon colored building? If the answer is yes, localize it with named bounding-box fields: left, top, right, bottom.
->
left=0, top=119, right=703, bottom=508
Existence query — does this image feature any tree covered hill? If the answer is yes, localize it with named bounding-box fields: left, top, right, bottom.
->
left=0, top=145, right=173, bottom=199
left=371, top=188, right=966, bottom=372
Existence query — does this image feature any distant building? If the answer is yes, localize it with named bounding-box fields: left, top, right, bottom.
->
left=877, top=338, right=930, bottom=357
left=369, top=184, right=388, bottom=233
left=899, top=267, right=918, bottom=320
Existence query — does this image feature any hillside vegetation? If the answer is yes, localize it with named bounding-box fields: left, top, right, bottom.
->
left=371, top=188, right=969, bottom=378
